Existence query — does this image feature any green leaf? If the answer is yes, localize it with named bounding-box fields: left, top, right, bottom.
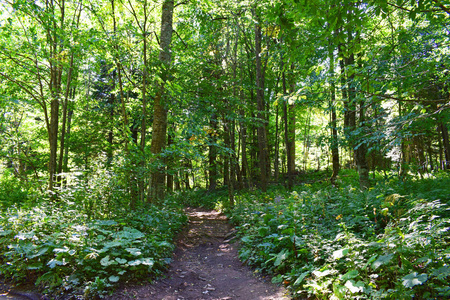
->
left=241, top=236, right=252, bottom=243
left=100, top=255, right=117, bottom=267
left=271, top=274, right=283, bottom=284
left=125, top=248, right=142, bottom=256
left=293, top=271, right=309, bottom=286
left=28, top=247, right=49, bottom=259
left=313, top=269, right=336, bottom=278
left=372, top=254, right=393, bottom=270
left=333, top=282, right=346, bottom=298
left=141, top=258, right=154, bottom=266
left=0, top=230, right=13, bottom=236
left=54, top=246, right=70, bottom=253
left=341, top=270, right=359, bottom=281
left=345, top=280, right=364, bottom=293
left=47, top=259, right=65, bottom=269
left=103, top=241, right=124, bottom=248
left=128, top=259, right=142, bottom=266
left=109, top=275, right=120, bottom=283
left=274, top=249, right=289, bottom=267
left=402, top=272, right=428, bottom=288
left=332, top=248, right=349, bottom=260
left=115, top=258, right=127, bottom=264
left=431, top=266, right=450, bottom=280
left=158, top=241, right=172, bottom=248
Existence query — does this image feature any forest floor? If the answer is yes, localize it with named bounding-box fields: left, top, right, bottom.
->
left=0, top=208, right=290, bottom=300
left=106, top=207, right=291, bottom=300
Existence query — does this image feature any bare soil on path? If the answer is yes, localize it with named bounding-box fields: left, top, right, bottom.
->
left=107, top=207, right=291, bottom=300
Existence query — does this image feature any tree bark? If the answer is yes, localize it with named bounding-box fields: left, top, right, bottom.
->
left=149, top=0, right=174, bottom=202
left=282, top=67, right=295, bottom=190
left=440, top=123, right=450, bottom=169
left=329, top=44, right=340, bottom=185
left=208, top=114, right=218, bottom=191
left=254, top=16, right=269, bottom=191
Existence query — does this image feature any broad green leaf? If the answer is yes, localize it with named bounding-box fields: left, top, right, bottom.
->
left=54, top=246, right=70, bottom=253
left=241, top=236, right=252, bottom=243
left=332, top=282, right=346, bottom=299
left=158, top=241, right=171, bottom=248
left=401, top=272, right=428, bottom=288
left=103, top=241, right=124, bottom=248
left=128, top=259, right=142, bottom=266
left=431, top=266, right=450, bottom=280
left=125, top=248, right=142, bottom=256
left=100, top=255, right=117, bottom=267
left=141, top=258, right=154, bottom=266
left=371, top=254, right=393, bottom=270
left=115, top=258, right=127, bottom=264
left=313, top=269, right=336, bottom=278
left=115, top=228, right=144, bottom=240
left=28, top=247, right=49, bottom=258
left=274, top=249, right=289, bottom=267
left=0, top=230, right=13, bottom=236
left=47, top=259, right=65, bottom=269
left=332, top=248, right=349, bottom=260
left=345, top=280, right=364, bottom=293
left=341, top=270, right=358, bottom=281
left=109, top=275, right=120, bottom=282
left=293, top=271, right=309, bottom=286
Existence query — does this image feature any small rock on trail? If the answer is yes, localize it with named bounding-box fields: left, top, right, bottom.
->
left=107, top=208, right=291, bottom=300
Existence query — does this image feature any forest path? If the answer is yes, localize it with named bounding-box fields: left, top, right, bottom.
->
left=107, top=207, right=291, bottom=300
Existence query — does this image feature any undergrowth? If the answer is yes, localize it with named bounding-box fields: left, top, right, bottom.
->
left=228, top=171, right=450, bottom=299
left=0, top=157, right=188, bottom=299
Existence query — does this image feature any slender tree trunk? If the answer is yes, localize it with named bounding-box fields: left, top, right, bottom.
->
left=57, top=54, right=75, bottom=184
left=208, top=114, right=218, bottom=191
left=240, top=108, right=249, bottom=189
left=329, top=45, right=340, bottom=184
left=166, top=124, right=174, bottom=193
left=64, top=106, right=73, bottom=172
left=139, top=6, right=149, bottom=203
left=254, top=18, right=269, bottom=191
left=274, top=105, right=280, bottom=180
left=282, top=69, right=294, bottom=189
left=440, top=123, right=450, bottom=169
left=47, top=0, right=64, bottom=193
left=149, top=0, right=174, bottom=202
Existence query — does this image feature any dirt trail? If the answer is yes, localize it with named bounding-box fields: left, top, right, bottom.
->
left=108, top=208, right=291, bottom=300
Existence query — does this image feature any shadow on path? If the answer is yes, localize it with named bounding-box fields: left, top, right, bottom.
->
left=107, top=207, right=291, bottom=300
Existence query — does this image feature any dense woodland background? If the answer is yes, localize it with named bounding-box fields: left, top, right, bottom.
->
left=0, top=0, right=449, bottom=299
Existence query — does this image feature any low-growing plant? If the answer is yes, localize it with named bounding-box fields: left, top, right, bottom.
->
left=229, top=171, right=450, bottom=299
left=0, top=201, right=187, bottom=298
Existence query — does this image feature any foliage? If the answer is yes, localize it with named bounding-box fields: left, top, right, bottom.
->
left=0, top=165, right=187, bottom=298
left=0, top=168, right=31, bottom=208
left=169, top=187, right=229, bottom=210
left=228, top=171, right=450, bottom=299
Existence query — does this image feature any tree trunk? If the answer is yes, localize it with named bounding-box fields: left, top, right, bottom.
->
left=149, top=0, right=174, bottom=202
left=208, top=114, right=218, bottom=191
left=166, top=124, right=174, bottom=193
left=240, top=108, right=249, bottom=189
left=329, top=45, right=340, bottom=185
left=254, top=18, right=269, bottom=191
left=440, top=123, right=450, bottom=170
left=274, top=105, right=280, bottom=181
left=282, top=68, right=295, bottom=190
